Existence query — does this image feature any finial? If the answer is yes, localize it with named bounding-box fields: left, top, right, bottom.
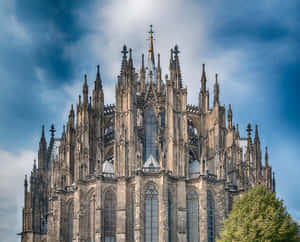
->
left=33, top=159, right=37, bottom=169
left=265, top=146, right=269, bottom=165
left=129, top=48, right=132, bottom=59
left=157, top=53, right=160, bottom=68
left=146, top=25, right=155, bottom=65
left=96, top=65, right=102, bottom=86
left=71, top=104, right=74, bottom=111
left=41, top=125, right=45, bottom=138
left=215, top=73, right=218, bottom=83
left=24, top=174, right=28, bottom=185
left=173, top=45, right=180, bottom=57
left=141, top=54, right=145, bottom=69
left=84, top=74, right=87, bottom=84
left=246, top=123, right=252, bottom=138
left=79, top=95, right=81, bottom=104
left=201, top=64, right=207, bottom=91
left=121, top=45, right=128, bottom=57
left=50, top=124, right=56, bottom=138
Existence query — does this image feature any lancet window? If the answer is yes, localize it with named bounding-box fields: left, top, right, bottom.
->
left=143, top=107, right=158, bottom=162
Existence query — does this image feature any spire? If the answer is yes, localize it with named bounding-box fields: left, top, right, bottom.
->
left=24, top=174, right=28, bottom=187
left=214, top=73, right=220, bottom=106
left=228, top=104, right=232, bottom=129
left=140, top=53, right=145, bottom=90
left=95, top=65, right=102, bottom=90
left=141, top=53, right=145, bottom=72
left=156, top=53, right=161, bottom=92
left=173, top=45, right=182, bottom=88
left=246, top=123, right=252, bottom=163
left=146, top=24, right=155, bottom=66
left=254, top=124, right=260, bottom=144
left=83, top=74, right=89, bottom=105
left=235, top=124, right=240, bottom=139
left=38, top=125, right=47, bottom=170
left=201, top=64, right=207, bottom=92
left=128, top=48, right=133, bottom=70
left=169, top=48, right=174, bottom=81
left=265, top=146, right=269, bottom=167
left=120, top=45, right=128, bottom=75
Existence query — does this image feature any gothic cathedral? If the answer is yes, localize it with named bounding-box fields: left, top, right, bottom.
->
left=20, top=26, right=275, bottom=242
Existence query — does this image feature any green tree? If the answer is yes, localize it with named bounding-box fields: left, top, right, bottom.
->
left=218, top=186, right=300, bottom=242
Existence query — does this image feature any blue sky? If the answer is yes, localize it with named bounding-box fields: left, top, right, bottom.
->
left=0, top=0, right=299, bottom=241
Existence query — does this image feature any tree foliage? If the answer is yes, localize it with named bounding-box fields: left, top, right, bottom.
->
left=218, top=186, right=300, bottom=242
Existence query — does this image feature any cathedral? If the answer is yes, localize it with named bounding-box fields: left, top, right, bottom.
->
left=20, top=26, right=275, bottom=242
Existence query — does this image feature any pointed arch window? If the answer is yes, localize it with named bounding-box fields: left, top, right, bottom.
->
left=187, top=190, right=199, bottom=242
left=104, top=191, right=116, bottom=242
left=145, top=184, right=158, bottom=242
left=67, top=200, right=74, bottom=242
left=207, top=190, right=214, bottom=242
left=143, top=107, right=158, bottom=162
left=88, top=196, right=95, bottom=242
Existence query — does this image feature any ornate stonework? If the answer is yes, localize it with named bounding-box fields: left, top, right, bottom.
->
left=20, top=27, right=275, bottom=242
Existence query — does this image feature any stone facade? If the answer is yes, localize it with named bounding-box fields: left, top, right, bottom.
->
left=20, top=27, right=275, bottom=242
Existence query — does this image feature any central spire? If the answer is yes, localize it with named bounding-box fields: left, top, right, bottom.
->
left=146, top=24, right=155, bottom=66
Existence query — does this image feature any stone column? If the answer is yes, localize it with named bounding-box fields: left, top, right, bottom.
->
left=176, top=180, right=187, bottom=242
left=134, top=174, right=142, bottom=242
left=116, top=178, right=127, bottom=242
left=95, top=180, right=102, bottom=242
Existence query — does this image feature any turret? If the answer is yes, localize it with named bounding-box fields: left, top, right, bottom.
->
left=38, top=125, right=47, bottom=170
left=214, top=73, right=220, bottom=107
left=228, top=104, right=232, bottom=129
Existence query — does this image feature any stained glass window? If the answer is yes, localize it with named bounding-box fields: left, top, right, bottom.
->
left=187, top=191, right=199, bottom=242
left=145, top=184, right=158, bottom=242
left=207, top=190, right=214, bottom=242
left=104, top=191, right=116, bottom=242
left=143, top=108, right=157, bottom=162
